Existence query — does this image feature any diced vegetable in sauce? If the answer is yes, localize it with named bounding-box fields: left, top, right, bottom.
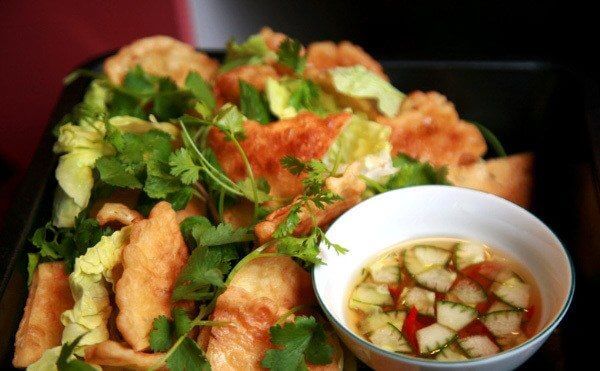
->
left=347, top=237, right=540, bottom=361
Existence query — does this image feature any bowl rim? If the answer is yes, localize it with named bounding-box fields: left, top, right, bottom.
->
left=312, top=185, right=575, bottom=367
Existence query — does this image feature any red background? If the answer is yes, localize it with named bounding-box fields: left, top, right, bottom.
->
left=0, top=0, right=191, bottom=225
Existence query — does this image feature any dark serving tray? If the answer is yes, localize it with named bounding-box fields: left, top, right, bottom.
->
left=1, top=53, right=599, bottom=370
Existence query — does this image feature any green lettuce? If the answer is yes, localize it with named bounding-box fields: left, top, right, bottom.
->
left=330, top=65, right=405, bottom=117
left=323, top=115, right=393, bottom=180
left=60, top=227, right=130, bottom=355
left=265, top=77, right=337, bottom=119
left=221, top=34, right=277, bottom=72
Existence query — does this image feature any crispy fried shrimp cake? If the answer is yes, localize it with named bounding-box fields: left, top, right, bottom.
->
left=215, top=64, right=280, bottom=104
left=208, top=112, right=351, bottom=199
left=104, top=35, right=219, bottom=86
left=447, top=152, right=534, bottom=208
left=306, top=40, right=387, bottom=80
left=377, top=91, right=487, bottom=166
left=96, top=202, right=143, bottom=227
left=115, top=201, right=189, bottom=351
left=228, top=256, right=315, bottom=309
left=13, top=262, right=74, bottom=368
left=84, top=340, right=165, bottom=370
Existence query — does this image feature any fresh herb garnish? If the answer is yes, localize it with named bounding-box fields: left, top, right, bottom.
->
left=277, top=38, right=306, bottom=74
left=30, top=212, right=112, bottom=272
left=261, top=316, right=334, bottom=370
left=56, top=334, right=97, bottom=371
left=362, top=153, right=449, bottom=195
left=239, top=80, right=272, bottom=124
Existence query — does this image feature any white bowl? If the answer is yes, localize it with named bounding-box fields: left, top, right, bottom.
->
left=313, top=186, right=574, bottom=371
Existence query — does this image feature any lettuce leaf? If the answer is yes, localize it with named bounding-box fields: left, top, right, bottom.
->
left=323, top=115, right=392, bottom=170
left=60, top=227, right=131, bottom=355
left=330, top=65, right=404, bottom=117
left=265, top=77, right=337, bottom=119
left=221, top=34, right=277, bottom=72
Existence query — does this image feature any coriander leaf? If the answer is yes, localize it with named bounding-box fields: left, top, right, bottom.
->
left=288, top=80, right=319, bottom=111
left=221, top=34, right=275, bottom=73
left=180, top=216, right=252, bottom=249
left=197, top=222, right=252, bottom=247
left=236, top=177, right=271, bottom=203
left=172, top=245, right=237, bottom=301
left=173, top=307, right=193, bottom=338
left=57, top=333, right=97, bottom=371
left=170, top=148, right=201, bottom=185
left=261, top=316, right=333, bottom=371
left=273, top=203, right=301, bottom=238
left=213, top=104, right=246, bottom=137
left=144, top=172, right=184, bottom=199
left=239, top=81, right=271, bottom=124
left=384, top=154, right=449, bottom=190
left=152, top=90, right=192, bottom=120
left=167, top=187, right=194, bottom=211
left=149, top=315, right=173, bottom=352
left=276, top=234, right=322, bottom=265
left=123, top=65, right=155, bottom=96
left=109, top=89, right=145, bottom=119
left=95, top=157, right=142, bottom=188
left=277, top=38, right=306, bottom=74
left=185, top=72, right=216, bottom=111
left=165, top=337, right=211, bottom=371
left=280, top=155, right=307, bottom=175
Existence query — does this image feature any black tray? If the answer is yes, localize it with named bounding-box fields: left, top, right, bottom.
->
left=1, top=53, right=599, bottom=369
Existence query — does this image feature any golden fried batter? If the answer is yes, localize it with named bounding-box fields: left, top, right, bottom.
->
left=104, top=35, right=219, bottom=86
left=259, top=27, right=289, bottom=51
left=205, top=286, right=287, bottom=370
left=255, top=162, right=365, bottom=244
left=447, top=153, right=534, bottom=208
left=229, top=256, right=315, bottom=309
left=84, top=340, right=165, bottom=370
left=215, top=64, right=280, bottom=104
left=96, top=202, right=143, bottom=227
left=208, top=112, right=351, bottom=199
left=377, top=91, right=487, bottom=166
left=13, top=262, right=74, bottom=367
left=306, top=41, right=388, bottom=80
left=115, top=201, right=189, bottom=351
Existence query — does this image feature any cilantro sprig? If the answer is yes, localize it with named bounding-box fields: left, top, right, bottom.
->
left=179, top=104, right=270, bottom=219
left=56, top=334, right=97, bottom=371
left=270, top=156, right=347, bottom=264
left=277, top=38, right=306, bottom=74
left=30, top=212, right=112, bottom=273
left=361, top=153, right=449, bottom=196
left=261, top=316, right=334, bottom=370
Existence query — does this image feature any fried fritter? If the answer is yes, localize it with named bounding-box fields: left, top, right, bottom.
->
left=13, top=262, right=74, bottom=367
left=115, top=201, right=189, bottom=351
left=215, top=64, right=280, bottom=104
left=96, top=202, right=143, bottom=227
left=377, top=91, right=487, bottom=166
left=104, top=35, right=219, bottom=86
left=228, top=256, right=315, bottom=309
left=259, top=27, right=289, bottom=51
left=208, top=112, right=351, bottom=199
left=447, top=152, right=534, bottom=208
left=306, top=41, right=388, bottom=80
left=205, top=286, right=287, bottom=370
left=255, top=162, right=365, bottom=244
left=84, top=340, right=165, bottom=370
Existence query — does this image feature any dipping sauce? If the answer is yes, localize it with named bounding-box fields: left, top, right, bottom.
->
left=347, top=238, right=541, bottom=361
